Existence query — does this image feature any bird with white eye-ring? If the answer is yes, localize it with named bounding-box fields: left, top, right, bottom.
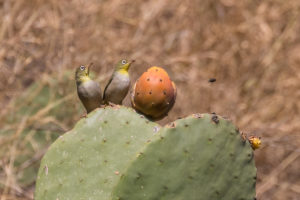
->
left=103, top=59, right=135, bottom=105
left=75, top=63, right=102, bottom=114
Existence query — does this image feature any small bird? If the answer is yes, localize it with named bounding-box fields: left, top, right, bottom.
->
left=75, top=64, right=102, bottom=113
left=103, top=59, right=134, bottom=105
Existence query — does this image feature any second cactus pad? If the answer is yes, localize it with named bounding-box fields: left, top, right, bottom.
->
left=35, top=107, right=159, bottom=200
left=111, top=114, right=256, bottom=200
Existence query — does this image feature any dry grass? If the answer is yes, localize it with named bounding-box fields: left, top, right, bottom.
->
left=0, top=0, right=299, bottom=199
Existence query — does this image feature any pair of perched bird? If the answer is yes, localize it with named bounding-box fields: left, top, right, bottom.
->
left=75, top=59, right=134, bottom=113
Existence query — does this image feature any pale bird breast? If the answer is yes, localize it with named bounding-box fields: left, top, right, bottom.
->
left=114, top=73, right=130, bottom=88
left=78, top=80, right=101, bottom=98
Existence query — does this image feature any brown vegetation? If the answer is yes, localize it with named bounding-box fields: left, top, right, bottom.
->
left=0, top=0, right=299, bottom=199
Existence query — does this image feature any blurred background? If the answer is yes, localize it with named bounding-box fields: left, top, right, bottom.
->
left=0, top=0, right=299, bottom=199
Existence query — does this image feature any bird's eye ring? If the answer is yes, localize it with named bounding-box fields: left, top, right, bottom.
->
left=121, top=60, right=127, bottom=65
left=80, top=66, right=85, bottom=71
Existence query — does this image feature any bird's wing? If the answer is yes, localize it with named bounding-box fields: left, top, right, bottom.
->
left=103, top=75, right=113, bottom=100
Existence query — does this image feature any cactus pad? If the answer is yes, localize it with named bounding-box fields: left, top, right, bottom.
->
left=111, top=114, right=256, bottom=200
left=131, top=66, right=176, bottom=120
left=35, top=107, right=159, bottom=200
left=35, top=110, right=256, bottom=200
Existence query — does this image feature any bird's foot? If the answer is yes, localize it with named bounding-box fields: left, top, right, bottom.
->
left=108, top=102, right=117, bottom=107
left=80, top=113, right=87, bottom=118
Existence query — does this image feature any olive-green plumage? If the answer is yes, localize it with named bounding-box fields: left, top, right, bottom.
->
left=103, top=59, right=134, bottom=105
left=75, top=64, right=102, bottom=113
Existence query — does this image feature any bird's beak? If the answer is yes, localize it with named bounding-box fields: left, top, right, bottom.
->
left=87, top=62, right=93, bottom=75
left=127, top=60, right=135, bottom=70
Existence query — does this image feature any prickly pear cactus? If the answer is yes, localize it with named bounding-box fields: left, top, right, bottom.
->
left=35, top=107, right=159, bottom=200
left=35, top=109, right=256, bottom=200
left=131, top=66, right=176, bottom=120
left=111, top=114, right=256, bottom=200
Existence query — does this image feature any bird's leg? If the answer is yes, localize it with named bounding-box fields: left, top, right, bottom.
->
left=80, top=113, right=87, bottom=118
left=108, top=102, right=117, bottom=107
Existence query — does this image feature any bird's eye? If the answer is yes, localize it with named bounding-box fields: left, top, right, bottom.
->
left=80, top=66, right=85, bottom=71
left=121, top=60, right=127, bottom=65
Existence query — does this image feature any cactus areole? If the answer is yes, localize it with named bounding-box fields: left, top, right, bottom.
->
left=131, top=66, right=177, bottom=119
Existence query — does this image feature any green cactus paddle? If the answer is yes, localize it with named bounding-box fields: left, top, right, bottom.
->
left=35, top=109, right=256, bottom=200
left=111, top=114, right=256, bottom=200
left=35, top=107, right=159, bottom=200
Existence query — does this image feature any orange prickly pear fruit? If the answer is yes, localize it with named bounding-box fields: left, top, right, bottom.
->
left=131, top=66, right=176, bottom=120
